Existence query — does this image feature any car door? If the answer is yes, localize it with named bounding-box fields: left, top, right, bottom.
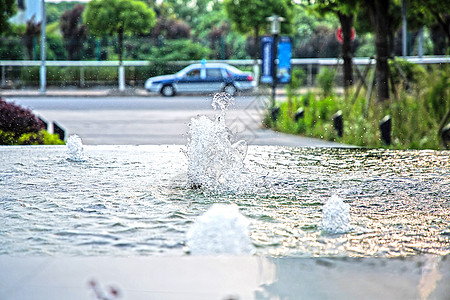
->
left=204, top=68, right=225, bottom=92
left=175, top=68, right=203, bottom=93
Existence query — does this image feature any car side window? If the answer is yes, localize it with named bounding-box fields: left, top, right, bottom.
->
left=206, top=68, right=223, bottom=78
left=185, top=69, right=201, bottom=78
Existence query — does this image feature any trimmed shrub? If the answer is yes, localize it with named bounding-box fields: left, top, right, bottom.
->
left=0, top=97, right=64, bottom=145
left=316, top=67, right=336, bottom=97
left=0, top=97, right=45, bottom=135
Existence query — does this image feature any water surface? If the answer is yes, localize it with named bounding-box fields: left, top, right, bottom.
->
left=1, top=145, right=449, bottom=257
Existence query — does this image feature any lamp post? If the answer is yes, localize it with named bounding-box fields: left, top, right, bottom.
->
left=266, top=15, right=284, bottom=107
left=40, top=0, right=46, bottom=94
left=402, top=0, right=407, bottom=57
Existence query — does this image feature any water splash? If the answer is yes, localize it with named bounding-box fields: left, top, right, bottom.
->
left=321, top=195, right=351, bottom=234
left=67, top=135, right=84, bottom=161
left=186, top=203, right=254, bottom=255
left=185, top=93, right=248, bottom=193
left=211, top=92, right=234, bottom=111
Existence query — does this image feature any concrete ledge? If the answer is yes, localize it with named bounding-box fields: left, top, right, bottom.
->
left=0, top=255, right=448, bottom=300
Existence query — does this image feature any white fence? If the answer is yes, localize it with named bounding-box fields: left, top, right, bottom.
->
left=1, top=56, right=448, bottom=90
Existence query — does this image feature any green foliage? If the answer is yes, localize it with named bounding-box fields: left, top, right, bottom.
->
left=424, top=67, right=450, bottom=122
left=46, top=22, right=61, bottom=35
left=84, top=0, right=156, bottom=37
left=313, top=0, right=359, bottom=17
left=224, top=0, right=293, bottom=36
left=17, top=64, right=186, bottom=87
left=19, top=66, right=120, bottom=86
left=316, top=67, right=337, bottom=97
left=266, top=65, right=450, bottom=150
left=286, top=67, right=305, bottom=98
left=46, top=33, right=68, bottom=60
left=46, top=1, right=84, bottom=24
left=148, top=39, right=210, bottom=61
left=264, top=92, right=337, bottom=141
left=0, top=36, right=25, bottom=59
left=408, top=0, right=450, bottom=29
left=389, top=58, right=427, bottom=86
left=354, top=33, right=375, bottom=57
left=0, top=130, right=65, bottom=145
left=0, top=130, right=15, bottom=145
left=84, top=0, right=156, bottom=61
left=60, top=4, right=87, bottom=60
left=0, top=97, right=64, bottom=145
left=0, top=0, right=16, bottom=35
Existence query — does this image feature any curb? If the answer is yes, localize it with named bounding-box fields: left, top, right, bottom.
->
left=0, top=87, right=292, bottom=98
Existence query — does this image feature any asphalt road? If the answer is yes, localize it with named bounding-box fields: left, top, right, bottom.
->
left=6, top=95, right=348, bottom=146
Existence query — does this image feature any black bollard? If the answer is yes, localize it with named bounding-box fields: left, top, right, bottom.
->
left=441, top=123, right=450, bottom=149
left=271, top=106, right=280, bottom=121
left=294, top=108, right=305, bottom=122
left=379, top=115, right=392, bottom=145
left=332, top=110, right=343, bottom=137
left=53, top=122, right=66, bottom=141
left=38, top=117, right=48, bottom=131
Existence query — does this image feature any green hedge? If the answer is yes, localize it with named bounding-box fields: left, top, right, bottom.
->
left=17, top=64, right=188, bottom=87
left=0, top=130, right=65, bottom=145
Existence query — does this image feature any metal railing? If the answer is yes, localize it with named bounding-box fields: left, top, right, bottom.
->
left=1, top=56, right=448, bottom=90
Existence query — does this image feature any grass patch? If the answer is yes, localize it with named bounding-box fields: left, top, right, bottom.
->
left=265, top=63, right=449, bottom=150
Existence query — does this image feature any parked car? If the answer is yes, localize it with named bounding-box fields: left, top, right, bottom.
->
left=145, top=63, right=256, bottom=96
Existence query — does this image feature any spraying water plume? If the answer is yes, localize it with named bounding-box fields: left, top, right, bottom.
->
left=67, top=134, right=84, bottom=161
left=321, top=195, right=351, bottom=234
left=185, top=93, right=249, bottom=193
left=187, top=203, right=254, bottom=255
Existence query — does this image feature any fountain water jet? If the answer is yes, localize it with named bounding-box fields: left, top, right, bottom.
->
left=186, top=203, right=254, bottom=255
left=321, top=195, right=351, bottom=234
left=67, top=134, right=84, bottom=161
left=185, top=92, right=250, bottom=193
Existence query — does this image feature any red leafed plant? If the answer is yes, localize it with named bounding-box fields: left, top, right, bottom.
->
left=0, top=97, right=45, bottom=135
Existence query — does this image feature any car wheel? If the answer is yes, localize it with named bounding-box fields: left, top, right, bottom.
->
left=161, top=85, right=175, bottom=97
left=223, top=84, right=237, bottom=96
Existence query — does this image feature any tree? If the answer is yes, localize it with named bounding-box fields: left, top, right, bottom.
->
left=342, top=0, right=393, bottom=102
left=312, top=0, right=395, bottom=102
left=60, top=5, right=87, bottom=60
left=0, top=0, right=16, bottom=35
left=409, top=0, right=450, bottom=54
left=224, top=0, right=293, bottom=60
left=24, top=16, right=40, bottom=60
left=314, top=0, right=358, bottom=91
left=150, top=17, right=191, bottom=40
left=83, top=0, right=156, bottom=62
left=365, top=0, right=391, bottom=102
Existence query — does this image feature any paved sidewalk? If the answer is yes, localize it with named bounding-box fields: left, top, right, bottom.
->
left=3, top=89, right=352, bottom=147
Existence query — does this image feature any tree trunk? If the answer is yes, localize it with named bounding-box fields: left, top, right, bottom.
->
left=338, top=12, right=354, bottom=90
left=67, top=40, right=73, bottom=61
left=432, top=12, right=450, bottom=48
left=253, top=25, right=260, bottom=60
left=118, top=28, right=124, bottom=63
left=367, top=0, right=390, bottom=102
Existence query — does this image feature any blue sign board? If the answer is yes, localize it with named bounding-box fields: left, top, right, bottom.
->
left=277, top=37, right=292, bottom=83
left=260, top=36, right=292, bottom=84
left=261, top=36, right=274, bottom=84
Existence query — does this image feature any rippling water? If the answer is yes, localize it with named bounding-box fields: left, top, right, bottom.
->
left=1, top=145, right=449, bottom=257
